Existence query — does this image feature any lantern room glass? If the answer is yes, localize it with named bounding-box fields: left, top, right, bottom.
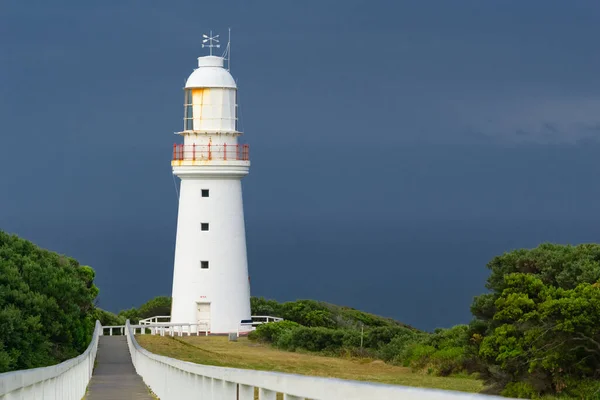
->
left=184, top=89, right=193, bottom=131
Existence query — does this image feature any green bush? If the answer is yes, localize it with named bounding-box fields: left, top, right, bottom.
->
left=117, top=296, right=171, bottom=324
left=248, top=321, right=301, bottom=343
left=92, top=308, right=125, bottom=326
left=429, top=346, right=467, bottom=376
left=278, top=326, right=346, bottom=352
left=118, top=307, right=141, bottom=324
left=0, top=231, right=98, bottom=372
left=273, top=327, right=296, bottom=349
left=404, top=344, right=437, bottom=369
left=250, top=297, right=413, bottom=330
left=364, top=326, right=416, bottom=350
left=501, top=382, right=539, bottom=399
left=250, top=297, right=282, bottom=317
left=339, top=308, right=393, bottom=327
left=472, top=243, right=600, bottom=396
left=278, top=300, right=336, bottom=328
left=377, top=331, right=422, bottom=362
left=560, top=378, right=600, bottom=399
left=138, top=296, right=171, bottom=319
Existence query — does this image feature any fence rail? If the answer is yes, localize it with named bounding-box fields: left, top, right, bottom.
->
left=173, top=144, right=249, bottom=161
left=0, top=321, right=101, bottom=399
left=125, top=320, right=511, bottom=400
left=139, top=316, right=172, bottom=325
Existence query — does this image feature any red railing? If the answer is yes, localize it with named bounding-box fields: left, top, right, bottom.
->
left=172, top=144, right=250, bottom=162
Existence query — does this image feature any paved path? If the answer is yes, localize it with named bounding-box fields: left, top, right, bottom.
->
left=85, top=336, right=154, bottom=400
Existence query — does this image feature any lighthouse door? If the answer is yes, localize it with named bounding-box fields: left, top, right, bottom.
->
left=196, top=302, right=211, bottom=333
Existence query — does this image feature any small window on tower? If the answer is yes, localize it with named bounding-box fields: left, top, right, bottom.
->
left=200, top=261, right=209, bottom=269
left=201, top=223, right=209, bottom=231
left=201, top=189, right=209, bottom=197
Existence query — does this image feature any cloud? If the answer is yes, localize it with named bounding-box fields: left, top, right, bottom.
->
left=456, top=94, right=600, bottom=144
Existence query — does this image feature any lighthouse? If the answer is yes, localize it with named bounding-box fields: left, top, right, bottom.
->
left=170, top=33, right=251, bottom=334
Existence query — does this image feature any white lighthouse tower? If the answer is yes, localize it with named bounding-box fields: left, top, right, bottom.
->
left=170, top=33, right=252, bottom=334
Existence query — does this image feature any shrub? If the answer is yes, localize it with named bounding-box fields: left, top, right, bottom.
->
left=278, top=300, right=335, bottom=327
left=404, top=344, right=437, bottom=369
left=278, top=326, right=346, bottom=352
left=248, top=321, right=300, bottom=343
left=560, top=378, right=600, bottom=399
left=118, top=307, right=141, bottom=324
left=303, top=310, right=336, bottom=328
left=377, top=331, right=421, bottom=362
left=429, top=346, right=467, bottom=376
left=250, top=297, right=282, bottom=317
left=0, top=231, right=98, bottom=372
left=472, top=243, right=600, bottom=395
left=93, top=308, right=125, bottom=326
left=250, top=297, right=413, bottom=330
left=138, top=296, right=171, bottom=319
left=501, top=382, right=539, bottom=399
left=364, top=326, right=416, bottom=350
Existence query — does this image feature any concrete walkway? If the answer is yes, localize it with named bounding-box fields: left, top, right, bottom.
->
left=85, top=336, right=154, bottom=400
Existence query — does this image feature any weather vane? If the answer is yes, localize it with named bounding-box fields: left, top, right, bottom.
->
left=202, top=30, right=220, bottom=56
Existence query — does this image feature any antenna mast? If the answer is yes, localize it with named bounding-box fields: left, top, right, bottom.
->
left=221, top=28, right=232, bottom=71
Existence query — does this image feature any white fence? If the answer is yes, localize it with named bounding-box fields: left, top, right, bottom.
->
left=249, top=316, right=284, bottom=325
left=137, top=315, right=281, bottom=335
left=133, top=323, right=209, bottom=336
left=139, top=316, right=172, bottom=325
left=0, top=320, right=101, bottom=400
left=125, top=320, right=511, bottom=400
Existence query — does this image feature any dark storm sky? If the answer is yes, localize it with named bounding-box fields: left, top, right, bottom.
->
left=2, top=0, right=600, bottom=331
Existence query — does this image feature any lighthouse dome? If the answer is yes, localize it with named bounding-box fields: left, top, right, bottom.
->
left=185, top=56, right=236, bottom=89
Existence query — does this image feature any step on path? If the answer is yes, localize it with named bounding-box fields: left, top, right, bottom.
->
left=85, top=336, right=154, bottom=400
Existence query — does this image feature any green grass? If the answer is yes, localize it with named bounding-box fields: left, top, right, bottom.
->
left=136, top=335, right=483, bottom=394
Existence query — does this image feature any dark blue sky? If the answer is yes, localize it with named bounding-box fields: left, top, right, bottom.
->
left=2, top=1, right=600, bottom=331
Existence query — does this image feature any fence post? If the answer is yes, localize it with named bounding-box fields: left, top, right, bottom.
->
left=239, top=385, right=254, bottom=400
left=224, top=143, right=227, bottom=160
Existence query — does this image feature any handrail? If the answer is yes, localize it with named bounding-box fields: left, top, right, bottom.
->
left=172, top=144, right=249, bottom=161
left=0, top=320, right=102, bottom=398
left=139, top=315, right=172, bottom=325
left=125, top=320, right=512, bottom=400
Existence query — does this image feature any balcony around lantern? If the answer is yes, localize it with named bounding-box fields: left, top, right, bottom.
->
left=171, top=144, right=250, bottom=167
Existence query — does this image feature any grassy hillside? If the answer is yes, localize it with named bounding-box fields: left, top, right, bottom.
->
left=137, top=335, right=483, bottom=393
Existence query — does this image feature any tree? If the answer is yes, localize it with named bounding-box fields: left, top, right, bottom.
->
left=0, top=231, right=98, bottom=372
left=472, top=243, right=600, bottom=398
left=250, top=296, right=281, bottom=317
left=138, top=296, right=171, bottom=319
left=118, top=296, right=171, bottom=324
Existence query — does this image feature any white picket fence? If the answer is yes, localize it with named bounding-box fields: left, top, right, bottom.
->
left=124, top=320, right=511, bottom=400
left=0, top=320, right=101, bottom=400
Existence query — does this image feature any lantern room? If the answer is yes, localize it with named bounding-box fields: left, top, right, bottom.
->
left=183, top=56, right=238, bottom=133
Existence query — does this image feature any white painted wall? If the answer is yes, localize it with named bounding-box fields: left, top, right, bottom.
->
left=171, top=170, right=251, bottom=333
left=0, top=321, right=101, bottom=400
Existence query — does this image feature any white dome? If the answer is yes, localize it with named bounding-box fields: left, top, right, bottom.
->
left=185, top=56, right=236, bottom=89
